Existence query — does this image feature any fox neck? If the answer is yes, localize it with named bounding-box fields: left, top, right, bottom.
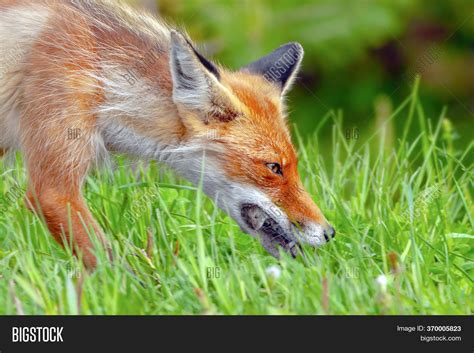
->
left=99, top=111, right=228, bottom=203
left=96, top=78, right=216, bottom=184
left=96, top=51, right=189, bottom=160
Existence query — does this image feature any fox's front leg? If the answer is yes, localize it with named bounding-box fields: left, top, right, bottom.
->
left=20, top=96, right=110, bottom=270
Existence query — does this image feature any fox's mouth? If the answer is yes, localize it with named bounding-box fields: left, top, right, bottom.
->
left=240, top=203, right=301, bottom=258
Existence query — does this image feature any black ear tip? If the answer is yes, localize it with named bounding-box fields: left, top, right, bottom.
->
left=280, top=42, right=304, bottom=58
left=240, top=41, right=304, bottom=93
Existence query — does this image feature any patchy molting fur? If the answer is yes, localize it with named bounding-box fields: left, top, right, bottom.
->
left=0, top=0, right=333, bottom=268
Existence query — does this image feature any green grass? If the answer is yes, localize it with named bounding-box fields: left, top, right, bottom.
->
left=0, top=85, right=473, bottom=315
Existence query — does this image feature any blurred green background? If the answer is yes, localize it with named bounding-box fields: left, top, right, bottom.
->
left=132, top=0, right=473, bottom=152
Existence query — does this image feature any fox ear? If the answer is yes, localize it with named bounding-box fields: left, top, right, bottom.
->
left=169, top=30, right=221, bottom=113
left=241, top=42, right=304, bottom=95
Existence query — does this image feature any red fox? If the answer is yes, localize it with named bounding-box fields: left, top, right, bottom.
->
left=0, top=0, right=335, bottom=269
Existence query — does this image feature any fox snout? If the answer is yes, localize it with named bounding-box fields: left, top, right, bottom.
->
left=294, top=218, right=336, bottom=245
left=238, top=187, right=334, bottom=258
left=324, top=225, right=336, bottom=241
left=289, top=188, right=335, bottom=245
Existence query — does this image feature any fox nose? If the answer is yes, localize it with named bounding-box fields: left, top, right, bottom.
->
left=323, top=226, right=336, bottom=242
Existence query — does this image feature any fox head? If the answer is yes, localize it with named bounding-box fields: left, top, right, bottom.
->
left=168, top=31, right=335, bottom=257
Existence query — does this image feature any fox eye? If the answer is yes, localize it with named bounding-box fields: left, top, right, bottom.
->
left=266, top=163, right=283, bottom=176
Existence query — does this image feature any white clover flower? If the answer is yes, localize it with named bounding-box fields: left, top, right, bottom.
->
left=376, top=274, right=388, bottom=292
left=266, top=265, right=281, bottom=280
